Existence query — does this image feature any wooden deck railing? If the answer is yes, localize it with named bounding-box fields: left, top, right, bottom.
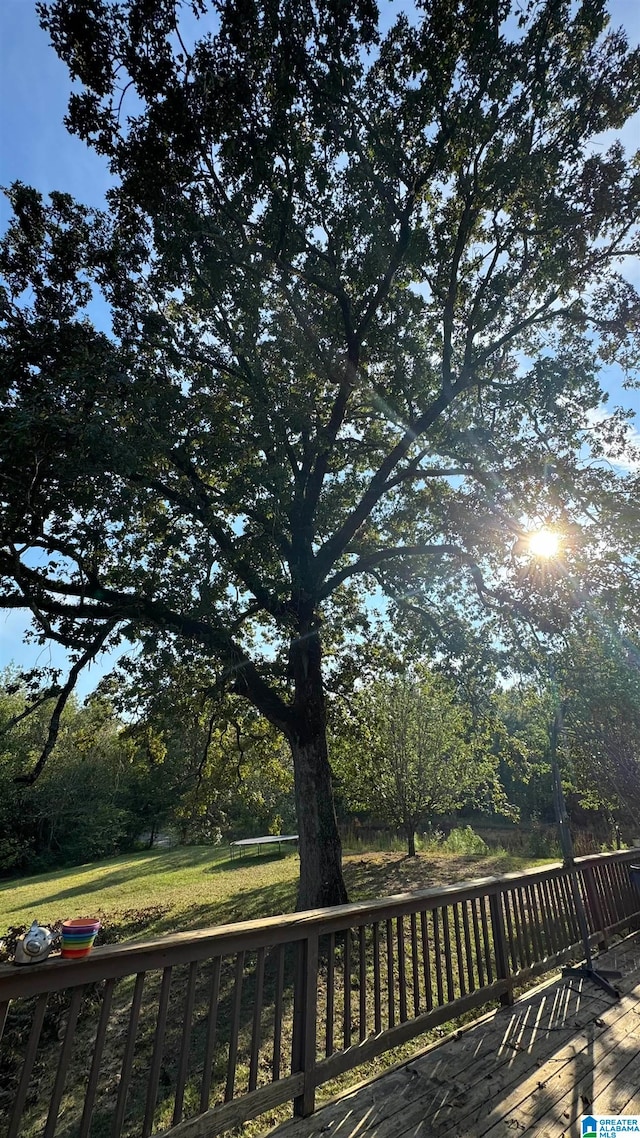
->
left=1, top=849, right=639, bottom=1138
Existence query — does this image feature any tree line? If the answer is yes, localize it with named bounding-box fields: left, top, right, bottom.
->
left=3, top=619, right=639, bottom=877
left=0, top=670, right=295, bottom=875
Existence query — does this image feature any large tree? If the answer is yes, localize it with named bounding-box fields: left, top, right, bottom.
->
left=1, top=0, right=640, bottom=906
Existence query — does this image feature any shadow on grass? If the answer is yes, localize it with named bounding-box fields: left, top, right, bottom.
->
left=202, top=850, right=297, bottom=875
left=343, top=851, right=529, bottom=904
left=2, top=867, right=300, bottom=941
left=75, top=852, right=526, bottom=938
left=1, top=846, right=228, bottom=911
left=3, top=848, right=534, bottom=942
left=144, top=853, right=514, bottom=937
left=147, top=876, right=300, bottom=935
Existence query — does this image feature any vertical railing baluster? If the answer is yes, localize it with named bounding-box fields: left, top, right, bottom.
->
left=559, top=874, right=579, bottom=944
left=551, top=875, right=570, bottom=948
left=453, top=904, right=466, bottom=996
left=43, top=986, right=85, bottom=1138
left=612, top=862, right=628, bottom=919
left=143, top=966, right=173, bottom=1137
left=581, top=864, right=604, bottom=944
left=397, top=917, right=408, bottom=1022
left=200, top=956, right=221, bottom=1112
left=359, top=926, right=367, bottom=1041
left=541, top=878, right=559, bottom=954
left=471, top=898, right=484, bottom=988
left=248, top=948, right=265, bottom=1094
left=410, top=913, right=420, bottom=1014
left=480, top=895, right=493, bottom=983
left=461, top=901, right=475, bottom=992
left=534, top=880, right=553, bottom=958
left=7, top=993, right=48, bottom=1138
left=489, top=891, right=513, bottom=1006
left=591, top=864, right=607, bottom=929
left=386, top=918, right=395, bottom=1027
left=421, top=910, right=433, bottom=1010
left=293, top=934, right=318, bottom=1118
left=326, top=933, right=335, bottom=1057
left=553, top=874, right=566, bottom=947
left=112, top=972, right=146, bottom=1138
left=373, top=922, right=382, bottom=1033
left=224, top=952, right=245, bottom=1103
left=599, top=864, right=615, bottom=928
left=520, top=887, right=535, bottom=963
left=432, top=907, right=444, bottom=1005
left=607, top=862, right=620, bottom=912
left=511, top=889, right=527, bottom=969
left=503, top=889, right=518, bottom=971
left=531, top=882, right=545, bottom=960
left=173, top=961, right=198, bottom=1125
left=567, top=870, right=583, bottom=942
left=272, top=945, right=285, bottom=1081
left=79, top=977, right=116, bottom=1138
left=619, top=855, right=633, bottom=919
left=343, top=930, right=352, bottom=1047
left=442, top=908, right=455, bottom=1002
left=615, top=861, right=632, bottom=918
left=515, top=889, right=531, bottom=967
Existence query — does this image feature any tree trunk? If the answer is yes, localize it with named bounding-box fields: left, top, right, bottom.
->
left=406, top=826, right=416, bottom=858
left=289, top=622, right=348, bottom=910
left=290, top=731, right=348, bottom=909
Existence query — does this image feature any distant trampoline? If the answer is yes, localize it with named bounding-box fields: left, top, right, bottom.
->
left=228, top=834, right=299, bottom=860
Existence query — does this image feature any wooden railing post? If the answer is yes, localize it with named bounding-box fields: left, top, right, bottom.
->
left=489, top=891, right=514, bottom=1007
left=292, top=932, right=319, bottom=1118
left=581, top=863, right=607, bottom=950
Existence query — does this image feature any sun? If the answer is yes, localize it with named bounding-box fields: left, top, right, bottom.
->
left=528, top=528, right=561, bottom=558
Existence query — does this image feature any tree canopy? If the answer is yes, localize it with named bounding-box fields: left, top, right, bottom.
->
left=1, top=0, right=639, bottom=906
left=332, top=669, right=508, bottom=856
left=0, top=669, right=295, bottom=876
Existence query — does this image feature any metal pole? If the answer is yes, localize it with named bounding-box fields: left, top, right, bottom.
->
left=548, top=678, right=620, bottom=998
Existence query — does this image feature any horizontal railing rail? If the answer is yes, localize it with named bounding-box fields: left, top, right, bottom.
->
left=1, top=849, right=639, bottom=1138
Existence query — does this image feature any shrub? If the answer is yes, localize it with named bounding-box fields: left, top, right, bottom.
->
left=442, top=826, right=489, bottom=855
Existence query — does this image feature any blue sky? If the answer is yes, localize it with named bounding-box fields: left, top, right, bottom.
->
left=1, top=0, right=639, bottom=695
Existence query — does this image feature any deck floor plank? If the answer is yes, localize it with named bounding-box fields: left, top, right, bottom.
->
left=268, top=934, right=640, bottom=1138
left=530, top=1033, right=640, bottom=1138
left=492, top=999, right=640, bottom=1137
left=453, top=988, right=640, bottom=1137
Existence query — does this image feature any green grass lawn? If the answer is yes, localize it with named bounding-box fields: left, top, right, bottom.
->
left=0, top=843, right=550, bottom=943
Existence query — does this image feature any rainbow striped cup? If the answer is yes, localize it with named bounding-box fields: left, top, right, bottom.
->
left=61, top=918, right=101, bottom=959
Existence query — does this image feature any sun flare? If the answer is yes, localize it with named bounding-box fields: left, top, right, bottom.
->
left=528, top=528, right=561, bottom=558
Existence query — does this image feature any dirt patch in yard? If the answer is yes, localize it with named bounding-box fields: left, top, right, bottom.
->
left=344, top=850, right=536, bottom=901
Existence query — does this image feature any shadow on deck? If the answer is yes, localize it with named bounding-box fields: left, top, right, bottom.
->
left=270, top=934, right=640, bottom=1138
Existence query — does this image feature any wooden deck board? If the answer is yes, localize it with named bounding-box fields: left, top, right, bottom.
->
left=268, top=934, right=640, bottom=1138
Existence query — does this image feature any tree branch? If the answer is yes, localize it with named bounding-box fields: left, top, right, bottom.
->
left=314, top=387, right=459, bottom=581
left=1, top=563, right=295, bottom=734
left=0, top=688, right=60, bottom=737
left=14, top=620, right=118, bottom=784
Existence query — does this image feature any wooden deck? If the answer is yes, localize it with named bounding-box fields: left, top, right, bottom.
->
left=270, top=934, right=640, bottom=1138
